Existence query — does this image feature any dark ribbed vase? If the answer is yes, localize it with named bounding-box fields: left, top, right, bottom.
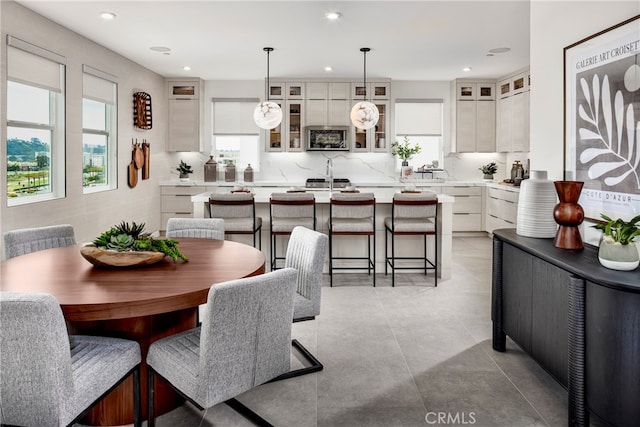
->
left=553, top=181, right=584, bottom=250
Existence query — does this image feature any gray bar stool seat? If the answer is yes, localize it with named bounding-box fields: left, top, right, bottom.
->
left=328, top=192, right=376, bottom=287
left=209, top=192, right=262, bottom=249
left=269, top=192, right=316, bottom=270
left=384, top=191, right=438, bottom=287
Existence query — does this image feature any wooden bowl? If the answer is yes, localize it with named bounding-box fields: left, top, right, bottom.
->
left=80, top=245, right=165, bottom=268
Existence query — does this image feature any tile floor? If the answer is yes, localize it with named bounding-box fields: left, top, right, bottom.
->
left=149, top=236, right=568, bottom=427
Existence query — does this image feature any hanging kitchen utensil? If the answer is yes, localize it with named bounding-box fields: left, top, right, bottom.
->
left=128, top=160, right=138, bottom=188
left=133, top=91, right=152, bottom=130
left=133, top=139, right=144, bottom=169
left=142, top=139, right=150, bottom=180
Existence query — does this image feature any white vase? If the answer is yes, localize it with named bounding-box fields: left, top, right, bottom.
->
left=516, top=170, right=558, bottom=238
left=598, top=236, right=640, bottom=271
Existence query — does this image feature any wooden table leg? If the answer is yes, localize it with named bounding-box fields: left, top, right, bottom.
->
left=68, top=308, right=197, bottom=425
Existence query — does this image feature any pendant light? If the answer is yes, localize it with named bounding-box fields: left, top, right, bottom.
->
left=350, top=47, right=379, bottom=130
left=254, top=47, right=283, bottom=129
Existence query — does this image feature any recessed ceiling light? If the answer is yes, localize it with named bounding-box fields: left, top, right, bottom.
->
left=463, top=67, right=472, bottom=72
left=324, top=66, right=333, bottom=72
left=325, top=11, right=341, bottom=20
left=182, top=66, right=191, bottom=71
left=489, top=47, right=511, bottom=54
left=100, top=12, right=116, bottom=20
left=150, top=46, right=171, bottom=53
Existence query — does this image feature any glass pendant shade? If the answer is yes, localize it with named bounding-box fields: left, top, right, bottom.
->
left=350, top=101, right=379, bottom=130
left=254, top=101, right=282, bottom=130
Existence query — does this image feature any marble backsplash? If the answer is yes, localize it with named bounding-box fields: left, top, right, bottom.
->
left=168, top=150, right=530, bottom=184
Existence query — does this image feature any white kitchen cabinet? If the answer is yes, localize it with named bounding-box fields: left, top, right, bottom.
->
left=452, top=80, right=496, bottom=153
left=265, top=100, right=284, bottom=151
left=267, top=83, right=285, bottom=99
left=496, top=68, right=530, bottom=153
left=306, top=82, right=328, bottom=99
left=305, top=99, right=350, bottom=127
left=161, top=185, right=207, bottom=229
left=285, top=82, right=305, bottom=99
left=442, top=186, right=483, bottom=231
left=329, top=82, right=350, bottom=99
left=485, top=185, right=519, bottom=233
left=286, top=101, right=304, bottom=151
left=351, top=82, right=390, bottom=100
left=167, top=79, right=203, bottom=152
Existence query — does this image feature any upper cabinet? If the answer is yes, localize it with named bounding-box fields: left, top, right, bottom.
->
left=452, top=79, right=496, bottom=153
left=167, top=79, right=204, bottom=152
left=496, top=69, right=530, bottom=153
left=351, top=82, right=390, bottom=100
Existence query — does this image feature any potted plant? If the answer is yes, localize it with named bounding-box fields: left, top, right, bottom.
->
left=391, top=136, right=421, bottom=166
left=81, top=221, right=188, bottom=267
left=176, top=160, right=193, bottom=180
left=479, top=162, right=498, bottom=180
left=592, top=213, right=640, bottom=271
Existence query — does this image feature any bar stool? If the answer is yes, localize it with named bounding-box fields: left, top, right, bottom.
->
left=269, top=192, right=316, bottom=270
left=384, top=192, right=438, bottom=287
left=209, top=192, right=262, bottom=249
left=328, top=192, right=376, bottom=287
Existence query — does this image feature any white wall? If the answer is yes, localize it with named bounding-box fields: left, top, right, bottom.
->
left=530, top=1, right=639, bottom=180
left=0, top=1, right=169, bottom=254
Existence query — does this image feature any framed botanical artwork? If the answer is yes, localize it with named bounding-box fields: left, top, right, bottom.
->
left=564, top=15, right=640, bottom=223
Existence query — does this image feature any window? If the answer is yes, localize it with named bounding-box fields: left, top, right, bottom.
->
left=394, top=100, right=443, bottom=170
left=82, top=66, right=118, bottom=193
left=212, top=99, right=260, bottom=171
left=6, top=36, right=65, bottom=205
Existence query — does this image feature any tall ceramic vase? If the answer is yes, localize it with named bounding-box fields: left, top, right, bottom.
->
left=553, top=181, right=584, bottom=249
left=516, top=170, right=557, bottom=238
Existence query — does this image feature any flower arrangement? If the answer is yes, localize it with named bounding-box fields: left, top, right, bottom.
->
left=479, top=162, right=498, bottom=176
left=176, top=160, right=193, bottom=178
left=592, top=213, right=640, bottom=245
left=391, top=136, right=421, bottom=162
left=92, top=221, right=188, bottom=262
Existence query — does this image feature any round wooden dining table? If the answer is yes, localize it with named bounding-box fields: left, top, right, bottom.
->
left=0, top=238, right=265, bottom=426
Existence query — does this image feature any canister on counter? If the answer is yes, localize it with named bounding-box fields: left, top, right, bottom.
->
left=225, top=161, right=236, bottom=182
left=204, top=156, right=217, bottom=182
left=244, top=164, right=254, bottom=182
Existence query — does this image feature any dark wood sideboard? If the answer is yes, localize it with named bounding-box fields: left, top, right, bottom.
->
left=491, top=229, right=640, bottom=427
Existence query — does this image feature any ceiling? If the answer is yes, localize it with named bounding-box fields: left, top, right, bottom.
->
left=17, top=0, right=531, bottom=82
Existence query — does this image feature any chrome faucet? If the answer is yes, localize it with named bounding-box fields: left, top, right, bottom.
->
left=326, top=158, right=333, bottom=192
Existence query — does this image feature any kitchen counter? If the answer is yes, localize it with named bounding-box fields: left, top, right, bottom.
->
left=190, top=187, right=454, bottom=281
left=160, top=179, right=487, bottom=188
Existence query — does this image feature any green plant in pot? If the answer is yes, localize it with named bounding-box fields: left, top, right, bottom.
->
left=592, top=213, right=640, bottom=271
left=391, top=136, right=421, bottom=166
left=176, top=160, right=193, bottom=179
left=479, top=162, right=498, bottom=180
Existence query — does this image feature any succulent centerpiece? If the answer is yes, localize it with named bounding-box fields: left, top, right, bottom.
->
left=81, top=221, right=188, bottom=267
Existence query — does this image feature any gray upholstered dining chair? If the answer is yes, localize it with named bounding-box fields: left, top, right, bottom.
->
left=166, top=217, right=225, bottom=240
left=269, top=226, right=328, bottom=381
left=3, top=224, right=76, bottom=259
left=0, top=292, right=142, bottom=427
left=146, top=268, right=297, bottom=427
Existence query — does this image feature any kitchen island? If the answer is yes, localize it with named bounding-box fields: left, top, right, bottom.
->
left=189, top=184, right=455, bottom=280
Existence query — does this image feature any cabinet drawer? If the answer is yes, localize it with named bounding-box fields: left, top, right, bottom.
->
left=502, top=190, right=520, bottom=203
left=502, top=200, right=518, bottom=222
left=487, top=196, right=500, bottom=217
left=444, top=186, right=482, bottom=196
left=161, top=186, right=204, bottom=196
left=453, top=195, right=482, bottom=214
left=487, top=186, right=519, bottom=203
left=162, top=194, right=195, bottom=213
left=453, top=213, right=482, bottom=231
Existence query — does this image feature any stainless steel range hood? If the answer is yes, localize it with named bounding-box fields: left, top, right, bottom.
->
left=306, top=126, right=349, bottom=151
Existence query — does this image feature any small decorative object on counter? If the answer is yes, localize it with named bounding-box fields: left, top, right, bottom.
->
left=510, top=160, right=524, bottom=184
left=516, top=170, right=557, bottom=238
left=244, top=164, right=254, bottom=182
left=204, top=156, right=217, bottom=182
left=479, top=162, right=498, bottom=180
left=176, top=160, right=193, bottom=181
left=552, top=181, right=584, bottom=249
left=225, top=161, right=236, bottom=182
left=592, top=213, right=640, bottom=271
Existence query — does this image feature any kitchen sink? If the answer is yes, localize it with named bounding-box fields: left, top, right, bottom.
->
left=305, top=178, right=351, bottom=189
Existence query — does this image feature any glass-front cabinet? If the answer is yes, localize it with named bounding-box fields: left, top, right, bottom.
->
left=286, top=101, right=304, bottom=152
left=351, top=101, right=389, bottom=152
left=265, top=101, right=283, bottom=151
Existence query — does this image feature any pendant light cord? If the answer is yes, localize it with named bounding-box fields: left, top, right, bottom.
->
left=264, top=47, right=274, bottom=102
left=360, top=47, right=371, bottom=101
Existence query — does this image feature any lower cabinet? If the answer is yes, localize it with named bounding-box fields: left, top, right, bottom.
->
left=442, top=186, right=482, bottom=231
left=485, top=185, right=519, bottom=232
left=161, top=185, right=211, bottom=229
